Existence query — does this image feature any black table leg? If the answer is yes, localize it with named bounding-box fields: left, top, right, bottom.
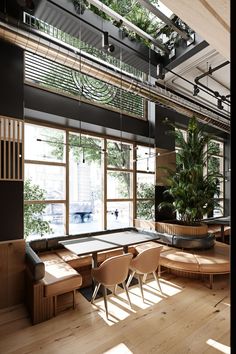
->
left=221, top=225, right=225, bottom=243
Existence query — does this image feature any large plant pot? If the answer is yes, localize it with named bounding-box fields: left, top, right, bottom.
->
left=156, top=221, right=214, bottom=249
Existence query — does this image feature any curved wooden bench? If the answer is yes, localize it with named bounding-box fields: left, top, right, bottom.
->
left=159, top=241, right=230, bottom=288
left=135, top=241, right=230, bottom=289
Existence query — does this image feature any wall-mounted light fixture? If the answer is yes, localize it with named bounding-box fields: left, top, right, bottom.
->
left=217, top=98, right=223, bottom=110
left=156, top=63, right=165, bottom=80
left=102, top=32, right=115, bottom=53
left=193, top=85, right=200, bottom=96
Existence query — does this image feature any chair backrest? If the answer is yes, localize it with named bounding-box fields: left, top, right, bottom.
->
left=131, top=246, right=163, bottom=274
left=96, top=253, right=133, bottom=286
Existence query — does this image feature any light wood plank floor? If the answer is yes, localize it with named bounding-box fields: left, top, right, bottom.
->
left=0, top=273, right=230, bottom=354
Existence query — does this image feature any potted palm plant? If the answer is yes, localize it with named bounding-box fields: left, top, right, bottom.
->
left=157, top=115, right=223, bottom=249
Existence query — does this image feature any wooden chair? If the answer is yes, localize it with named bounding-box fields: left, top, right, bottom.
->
left=91, top=253, right=133, bottom=319
left=127, top=246, right=163, bottom=301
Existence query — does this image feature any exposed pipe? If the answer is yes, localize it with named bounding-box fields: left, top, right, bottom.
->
left=195, top=61, right=230, bottom=104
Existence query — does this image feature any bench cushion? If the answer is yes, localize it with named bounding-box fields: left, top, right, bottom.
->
left=160, top=249, right=199, bottom=272
left=40, top=253, right=82, bottom=297
left=194, top=242, right=230, bottom=273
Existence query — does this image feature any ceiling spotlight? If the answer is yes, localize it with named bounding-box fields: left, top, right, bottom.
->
left=193, top=85, right=200, bottom=96
left=217, top=99, right=223, bottom=110
left=102, top=32, right=115, bottom=53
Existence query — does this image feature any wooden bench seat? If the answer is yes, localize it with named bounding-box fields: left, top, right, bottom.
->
left=25, top=250, right=82, bottom=324
left=134, top=241, right=230, bottom=288
left=207, top=225, right=231, bottom=238
left=39, top=253, right=82, bottom=315
left=159, top=241, right=230, bottom=288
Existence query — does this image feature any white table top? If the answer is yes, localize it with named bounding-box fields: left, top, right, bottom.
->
left=59, top=231, right=161, bottom=256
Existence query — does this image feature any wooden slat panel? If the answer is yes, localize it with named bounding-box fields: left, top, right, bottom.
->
left=0, top=116, right=24, bottom=181
left=0, top=240, right=25, bottom=309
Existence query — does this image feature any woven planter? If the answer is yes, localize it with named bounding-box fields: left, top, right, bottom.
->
left=156, top=221, right=208, bottom=238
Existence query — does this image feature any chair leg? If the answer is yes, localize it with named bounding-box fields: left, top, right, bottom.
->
left=127, top=271, right=135, bottom=288
left=143, top=273, right=147, bottom=283
left=103, top=285, right=109, bottom=319
left=153, top=271, right=162, bottom=294
left=138, top=275, right=144, bottom=302
left=91, top=283, right=101, bottom=303
left=122, top=282, right=132, bottom=309
left=113, top=284, right=118, bottom=295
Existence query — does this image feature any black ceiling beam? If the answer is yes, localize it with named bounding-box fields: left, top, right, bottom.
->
left=163, top=34, right=209, bottom=71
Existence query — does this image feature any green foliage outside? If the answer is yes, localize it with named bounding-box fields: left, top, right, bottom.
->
left=24, top=179, right=52, bottom=238
left=159, top=116, right=223, bottom=224
left=137, top=182, right=155, bottom=220
left=50, top=133, right=154, bottom=217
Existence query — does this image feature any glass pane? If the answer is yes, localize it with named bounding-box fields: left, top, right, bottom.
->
left=107, top=171, right=133, bottom=199
left=137, top=200, right=155, bottom=220
left=137, top=173, right=155, bottom=199
left=69, top=133, right=103, bottom=234
left=213, top=200, right=224, bottom=217
left=25, top=164, right=65, bottom=200
left=25, top=124, right=65, bottom=162
left=107, top=140, right=133, bottom=169
left=107, top=201, right=133, bottom=229
left=24, top=203, right=65, bottom=240
left=209, top=140, right=224, bottom=156
left=136, top=145, right=155, bottom=172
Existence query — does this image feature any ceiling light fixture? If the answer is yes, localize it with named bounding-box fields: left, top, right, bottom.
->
left=193, top=85, right=200, bottom=96
left=102, top=32, right=115, bottom=53
left=156, top=63, right=165, bottom=80
left=217, top=99, right=223, bottom=110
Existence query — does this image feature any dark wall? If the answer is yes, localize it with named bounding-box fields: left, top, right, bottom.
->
left=0, top=181, right=24, bottom=240
left=0, top=40, right=24, bottom=119
left=24, top=84, right=149, bottom=138
left=155, top=104, right=175, bottom=150
left=0, top=40, right=24, bottom=241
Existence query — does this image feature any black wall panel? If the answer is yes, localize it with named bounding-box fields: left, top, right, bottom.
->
left=0, top=40, right=24, bottom=119
left=0, top=181, right=24, bottom=241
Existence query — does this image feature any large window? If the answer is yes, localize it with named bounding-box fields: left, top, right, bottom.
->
left=106, top=140, right=133, bottom=229
left=207, top=140, right=224, bottom=217
left=136, top=145, right=155, bottom=220
left=24, top=123, right=137, bottom=239
left=24, top=124, right=66, bottom=239
left=24, top=122, right=224, bottom=239
left=69, top=133, right=103, bottom=234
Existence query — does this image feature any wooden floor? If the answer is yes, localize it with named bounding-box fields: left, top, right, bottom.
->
left=0, top=273, right=230, bottom=354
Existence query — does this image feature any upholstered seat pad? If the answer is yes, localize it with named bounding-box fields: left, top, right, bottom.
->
left=160, top=250, right=199, bottom=271
left=160, top=242, right=230, bottom=274
left=40, top=253, right=82, bottom=297
left=194, top=242, right=230, bottom=273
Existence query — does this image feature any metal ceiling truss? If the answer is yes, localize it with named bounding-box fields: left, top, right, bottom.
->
left=0, top=20, right=230, bottom=133
left=136, top=0, right=190, bottom=41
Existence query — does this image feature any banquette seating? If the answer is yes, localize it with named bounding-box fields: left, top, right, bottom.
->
left=25, top=229, right=230, bottom=324
left=25, top=229, right=137, bottom=324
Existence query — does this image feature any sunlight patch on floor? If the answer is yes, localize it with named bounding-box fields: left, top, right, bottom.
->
left=206, top=339, right=230, bottom=354
left=103, top=343, right=133, bottom=353
left=92, top=278, right=183, bottom=325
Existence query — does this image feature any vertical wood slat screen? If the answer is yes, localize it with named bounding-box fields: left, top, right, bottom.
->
left=0, top=116, right=24, bottom=180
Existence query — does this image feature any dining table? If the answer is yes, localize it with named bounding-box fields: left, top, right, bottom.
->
left=203, top=216, right=230, bottom=243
